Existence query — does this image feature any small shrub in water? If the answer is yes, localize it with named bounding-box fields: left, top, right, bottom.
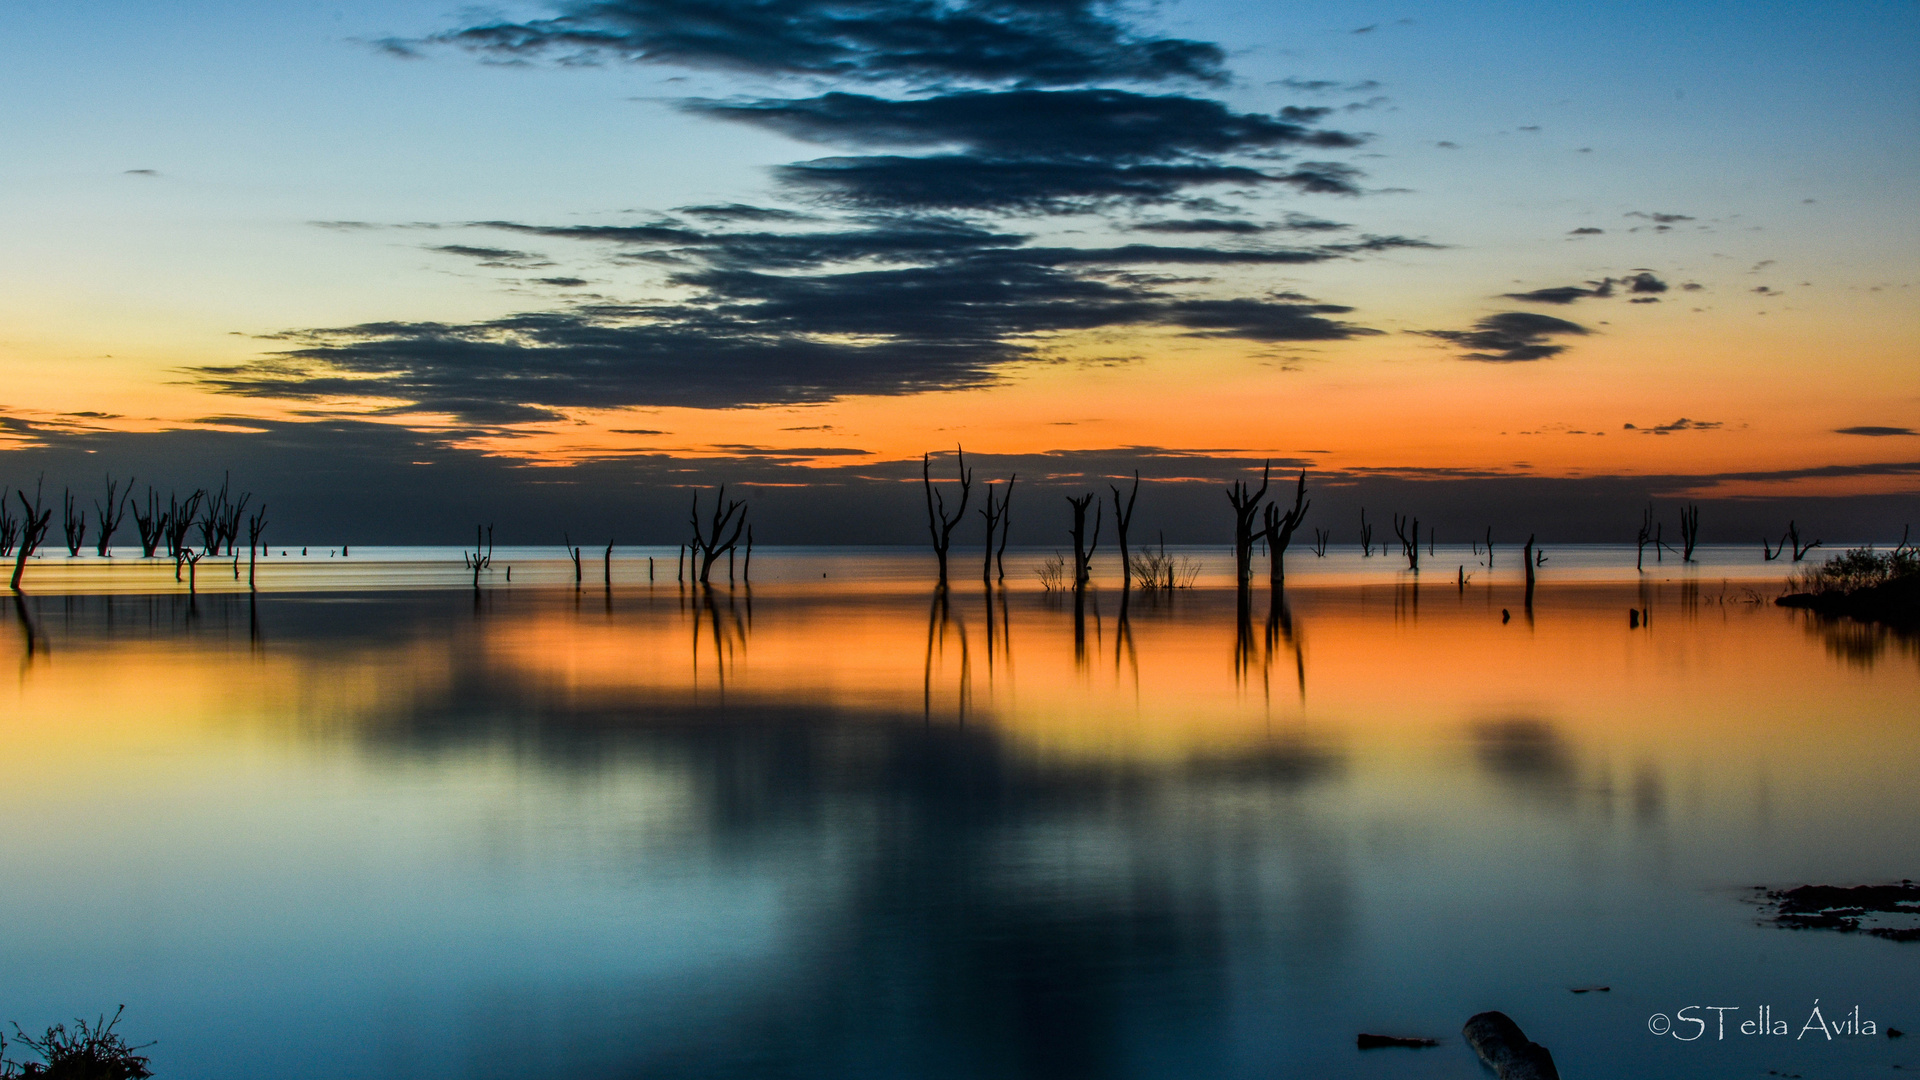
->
left=2, top=1007, right=152, bottom=1080
left=1793, top=546, right=1919, bottom=595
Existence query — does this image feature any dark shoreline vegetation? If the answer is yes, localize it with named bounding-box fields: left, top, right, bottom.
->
left=1763, top=883, right=1920, bottom=943
left=1, top=1008, right=152, bottom=1079
left=1775, top=537, right=1920, bottom=627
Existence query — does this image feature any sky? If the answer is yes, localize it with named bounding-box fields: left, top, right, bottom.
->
left=1, top=0, right=1916, bottom=544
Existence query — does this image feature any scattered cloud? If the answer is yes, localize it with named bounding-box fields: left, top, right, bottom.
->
left=431, top=244, right=554, bottom=269
left=123, top=169, right=159, bottom=177
left=1622, top=418, right=1723, bottom=434
left=414, top=0, right=1229, bottom=87
left=1835, top=426, right=1917, bottom=437
left=1503, top=285, right=1604, bottom=305
left=1568, top=227, right=1602, bottom=235
left=1419, top=312, right=1589, bottom=362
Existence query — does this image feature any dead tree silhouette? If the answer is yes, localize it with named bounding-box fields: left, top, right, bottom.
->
left=1312, top=528, right=1329, bottom=557
left=463, top=525, right=494, bottom=592
left=994, top=473, right=1015, bottom=583
left=1523, top=534, right=1538, bottom=610
left=1784, top=520, right=1821, bottom=562
left=10, top=481, right=54, bottom=591
left=1636, top=505, right=1653, bottom=570
left=164, top=490, right=203, bottom=563
left=1110, top=471, right=1140, bottom=589
left=132, top=486, right=167, bottom=557
left=922, top=447, right=973, bottom=588
left=1359, top=509, right=1374, bottom=556
left=1225, top=463, right=1271, bottom=589
left=1484, top=526, right=1494, bottom=569
left=1392, top=513, right=1420, bottom=572
left=1259, top=470, right=1310, bottom=589
left=0, top=492, right=18, bottom=558
left=94, top=475, right=131, bottom=557
left=60, top=489, right=86, bottom=556
left=197, top=476, right=231, bottom=555
left=688, top=487, right=748, bottom=586
left=979, top=473, right=1016, bottom=585
left=564, top=533, right=583, bottom=585
left=246, top=504, right=268, bottom=590
left=1678, top=504, right=1701, bottom=562
left=1066, top=492, right=1102, bottom=589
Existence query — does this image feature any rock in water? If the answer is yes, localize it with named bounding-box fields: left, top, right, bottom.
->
left=1463, top=1011, right=1560, bottom=1080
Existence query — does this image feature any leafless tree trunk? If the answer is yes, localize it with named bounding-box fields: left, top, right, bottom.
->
left=975, top=474, right=1021, bottom=584
left=0, top=491, right=18, bottom=558
left=1678, top=504, right=1700, bottom=562
left=10, top=481, right=54, bottom=591
left=1225, top=462, right=1270, bottom=589
left=922, top=447, right=973, bottom=588
left=995, top=473, right=1015, bottom=582
left=1523, top=534, right=1537, bottom=609
left=61, top=489, right=86, bottom=556
left=1259, top=470, right=1310, bottom=589
left=1066, top=493, right=1101, bottom=588
left=94, top=475, right=131, bottom=557
left=1359, top=509, right=1374, bottom=557
left=1785, top=520, right=1821, bottom=561
left=246, top=504, right=268, bottom=590
left=688, top=486, right=748, bottom=586
left=1392, top=513, right=1420, bottom=571
left=1110, top=471, right=1139, bottom=589
left=1637, top=505, right=1653, bottom=570
left=132, top=486, right=166, bottom=557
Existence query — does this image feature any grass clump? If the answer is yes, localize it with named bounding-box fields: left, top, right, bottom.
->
left=1793, top=544, right=1919, bottom=595
left=2, top=1008, right=152, bottom=1079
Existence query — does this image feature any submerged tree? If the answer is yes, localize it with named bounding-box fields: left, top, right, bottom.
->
left=922, top=447, right=973, bottom=588
left=1259, top=470, right=1311, bottom=589
left=688, top=486, right=748, bottom=586
left=0, top=491, right=17, bottom=558
left=246, top=503, right=269, bottom=590
left=61, top=489, right=86, bottom=557
left=131, top=486, right=167, bottom=558
left=1066, top=492, right=1101, bottom=589
left=1109, top=471, right=1140, bottom=590
left=1225, top=463, right=1271, bottom=589
left=979, top=472, right=1016, bottom=585
left=10, top=480, right=55, bottom=591
left=165, top=490, right=204, bottom=560
left=94, top=474, right=131, bottom=557
left=1678, top=504, right=1700, bottom=562
left=1636, top=505, right=1653, bottom=571
left=1391, top=513, right=1420, bottom=572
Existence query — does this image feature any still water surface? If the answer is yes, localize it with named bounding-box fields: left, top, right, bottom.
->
left=1, top=548, right=1915, bottom=1077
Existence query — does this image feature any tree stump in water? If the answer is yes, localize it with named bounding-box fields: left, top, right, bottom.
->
left=1463, top=1012, right=1559, bottom=1080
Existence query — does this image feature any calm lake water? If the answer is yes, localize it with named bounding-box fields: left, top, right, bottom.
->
left=1, top=546, right=1915, bottom=1078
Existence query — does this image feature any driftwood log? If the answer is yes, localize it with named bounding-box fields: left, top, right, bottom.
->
left=1463, top=1012, right=1559, bottom=1080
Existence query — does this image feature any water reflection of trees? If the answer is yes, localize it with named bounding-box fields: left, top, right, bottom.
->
left=1234, top=589, right=1305, bottom=704
left=1793, top=609, right=1919, bottom=670
left=356, top=659, right=1351, bottom=1080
